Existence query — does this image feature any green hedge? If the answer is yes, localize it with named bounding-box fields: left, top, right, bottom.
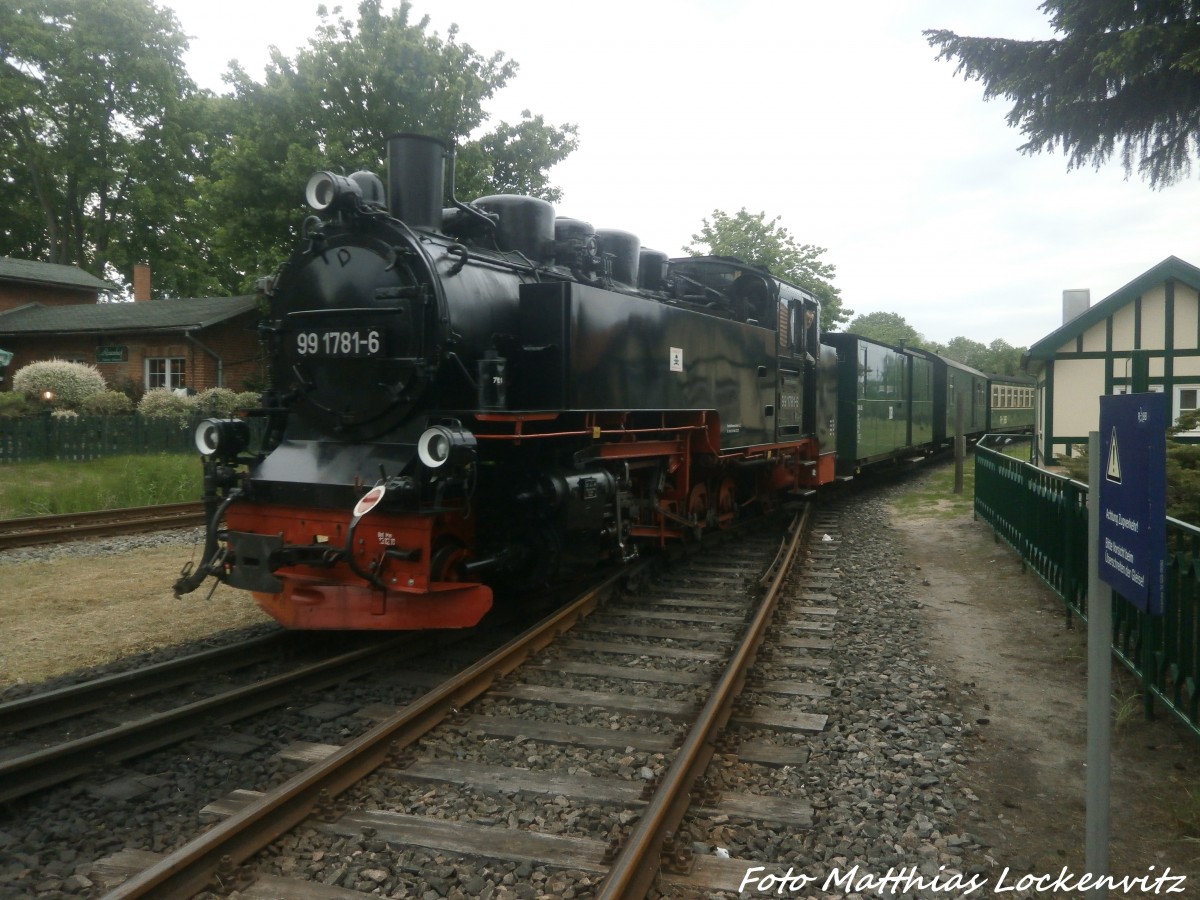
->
left=0, top=414, right=202, bottom=463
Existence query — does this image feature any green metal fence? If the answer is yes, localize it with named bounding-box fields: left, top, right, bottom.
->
left=975, top=442, right=1200, bottom=738
left=0, top=415, right=197, bottom=463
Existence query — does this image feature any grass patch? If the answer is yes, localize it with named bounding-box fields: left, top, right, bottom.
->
left=0, top=454, right=202, bottom=518
left=1113, top=688, right=1143, bottom=731
left=890, top=456, right=976, bottom=519
left=1166, top=782, right=1200, bottom=841
left=892, top=439, right=1033, bottom=520
left=0, top=544, right=272, bottom=688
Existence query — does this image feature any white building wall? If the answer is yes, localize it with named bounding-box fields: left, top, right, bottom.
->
left=1173, top=356, right=1200, bottom=379
left=1175, top=283, right=1199, bottom=350
left=1112, top=304, right=1135, bottom=350
left=1054, top=358, right=1106, bottom=437
left=1141, top=283, right=1168, bottom=350
left=1081, top=318, right=1107, bottom=352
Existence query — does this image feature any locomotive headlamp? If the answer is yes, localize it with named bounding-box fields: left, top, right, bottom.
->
left=305, top=171, right=362, bottom=212
left=195, top=417, right=250, bottom=459
left=417, top=423, right=477, bottom=469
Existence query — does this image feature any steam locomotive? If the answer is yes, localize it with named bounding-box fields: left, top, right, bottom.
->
left=175, top=133, right=1026, bottom=630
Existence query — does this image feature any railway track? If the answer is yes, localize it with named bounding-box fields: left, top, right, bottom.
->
left=88, top=504, right=845, bottom=898
left=0, top=501, right=207, bottom=550
left=0, top=631, right=424, bottom=804
left=0, top=631, right=292, bottom=734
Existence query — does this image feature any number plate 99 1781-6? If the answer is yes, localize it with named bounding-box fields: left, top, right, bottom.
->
left=295, top=329, right=383, bottom=357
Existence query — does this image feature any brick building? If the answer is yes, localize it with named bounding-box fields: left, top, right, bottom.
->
left=0, top=257, right=264, bottom=394
left=0, top=256, right=117, bottom=311
left=0, top=294, right=264, bottom=395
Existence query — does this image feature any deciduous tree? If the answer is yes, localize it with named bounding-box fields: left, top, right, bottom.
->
left=936, top=336, right=1026, bottom=374
left=845, top=311, right=924, bottom=347
left=202, top=0, right=578, bottom=292
left=1167, top=409, right=1200, bottom=525
left=684, top=208, right=848, bottom=327
left=0, top=0, right=206, bottom=294
left=925, top=2, right=1200, bottom=187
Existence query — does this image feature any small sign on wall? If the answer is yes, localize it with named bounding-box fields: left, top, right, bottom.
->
left=96, top=346, right=128, bottom=363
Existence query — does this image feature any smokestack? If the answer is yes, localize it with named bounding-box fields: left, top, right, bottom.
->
left=1062, top=288, right=1089, bottom=324
left=386, top=134, right=446, bottom=231
left=133, top=263, right=151, bottom=302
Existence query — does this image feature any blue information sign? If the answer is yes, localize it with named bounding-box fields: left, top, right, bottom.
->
left=1098, top=393, right=1167, bottom=615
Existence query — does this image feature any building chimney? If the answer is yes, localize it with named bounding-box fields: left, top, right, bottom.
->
left=1062, top=288, right=1090, bottom=324
left=133, top=263, right=151, bottom=302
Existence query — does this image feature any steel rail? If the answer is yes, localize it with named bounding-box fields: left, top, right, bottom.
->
left=101, top=563, right=641, bottom=899
left=597, top=503, right=813, bottom=899
left=0, top=502, right=207, bottom=549
left=0, top=631, right=288, bottom=734
left=0, top=635, right=417, bottom=804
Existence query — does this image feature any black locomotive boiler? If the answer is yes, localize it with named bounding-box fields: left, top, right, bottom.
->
left=176, top=134, right=834, bottom=629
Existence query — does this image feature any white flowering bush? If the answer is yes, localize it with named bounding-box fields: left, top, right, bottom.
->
left=195, top=387, right=239, bottom=417
left=80, top=390, right=135, bottom=416
left=12, top=359, right=107, bottom=409
left=194, top=387, right=261, bottom=418
left=235, top=390, right=261, bottom=410
left=50, top=408, right=79, bottom=419
left=137, top=388, right=197, bottom=425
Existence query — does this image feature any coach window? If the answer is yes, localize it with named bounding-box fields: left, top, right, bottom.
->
left=147, top=357, right=186, bottom=391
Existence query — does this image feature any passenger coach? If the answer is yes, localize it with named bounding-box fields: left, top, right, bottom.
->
left=986, top=373, right=1035, bottom=434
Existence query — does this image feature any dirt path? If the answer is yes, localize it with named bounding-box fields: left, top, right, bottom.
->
left=892, top=506, right=1199, bottom=892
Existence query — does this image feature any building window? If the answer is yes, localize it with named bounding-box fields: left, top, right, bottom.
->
left=146, top=357, right=186, bottom=391
left=1175, top=385, right=1200, bottom=434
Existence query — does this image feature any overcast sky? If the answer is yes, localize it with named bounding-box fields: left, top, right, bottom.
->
left=164, top=0, right=1200, bottom=349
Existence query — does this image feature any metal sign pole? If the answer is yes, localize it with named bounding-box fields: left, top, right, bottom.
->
left=1086, top=430, right=1111, bottom=897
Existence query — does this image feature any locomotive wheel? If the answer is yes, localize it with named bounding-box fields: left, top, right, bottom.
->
left=430, top=541, right=470, bottom=583
left=715, top=477, right=737, bottom=529
left=687, top=483, right=709, bottom=539
left=494, top=524, right=562, bottom=591
left=756, top=487, right=778, bottom=517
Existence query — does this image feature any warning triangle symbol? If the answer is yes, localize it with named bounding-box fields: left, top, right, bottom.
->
left=1106, top=426, right=1122, bottom=483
